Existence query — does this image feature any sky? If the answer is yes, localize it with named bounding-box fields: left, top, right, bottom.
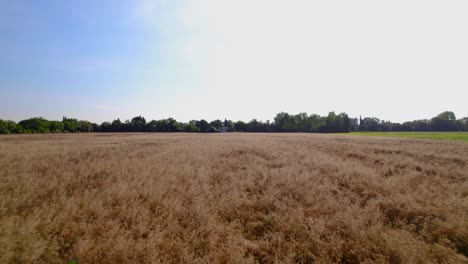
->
left=1, top=0, right=467, bottom=123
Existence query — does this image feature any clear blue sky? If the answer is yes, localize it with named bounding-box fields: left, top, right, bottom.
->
left=1, top=0, right=467, bottom=123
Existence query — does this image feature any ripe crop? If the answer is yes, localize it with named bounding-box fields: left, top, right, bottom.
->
left=1, top=133, right=467, bottom=263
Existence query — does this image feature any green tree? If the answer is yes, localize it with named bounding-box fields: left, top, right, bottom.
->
left=322, top=112, right=338, bottom=132
left=19, top=117, right=51, bottom=133
left=146, top=120, right=161, bottom=132
left=111, top=119, right=123, bottom=132
left=246, top=119, right=268, bottom=132
left=62, top=117, right=80, bottom=132
left=130, top=116, right=146, bottom=132
left=100, top=122, right=112, bottom=132
left=49, top=121, right=64, bottom=133
left=294, top=113, right=308, bottom=132
left=337, top=113, right=351, bottom=132
left=234, top=121, right=247, bottom=132
left=78, top=121, right=93, bottom=132
left=165, top=118, right=181, bottom=132
left=321, top=112, right=351, bottom=132
left=210, top=119, right=223, bottom=130
left=0, top=119, right=9, bottom=134
left=183, top=123, right=200, bottom=132
left=359, top=117, right=381, bottom=131
left=431, top=111, right=458, bottom=131
left=306, top=114, right=325, bottom=132
left=6, top=121, right=23, bottom=133
left=197, top=120, right=210, bottom=132
left=92, top=123, right=101, bottom=132
left=274, top=112, right=291, bottom=131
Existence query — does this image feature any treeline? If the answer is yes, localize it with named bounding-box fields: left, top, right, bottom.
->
left=0, top=117, right=97, bottom=134
left=358, top=111, right=468, bottom=132
left=1, top=111, right=467, bottom=134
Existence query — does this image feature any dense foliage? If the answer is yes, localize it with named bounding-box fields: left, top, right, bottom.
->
left=0, top=111, right=467, bottom=134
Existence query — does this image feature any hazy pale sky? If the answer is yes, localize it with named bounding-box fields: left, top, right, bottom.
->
left=1, top=0, right=467, bottom=123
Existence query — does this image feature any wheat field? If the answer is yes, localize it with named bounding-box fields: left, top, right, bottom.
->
left=0, top=133, right=467, bottom=263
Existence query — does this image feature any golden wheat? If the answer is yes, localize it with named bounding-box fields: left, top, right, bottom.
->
left=0, top=133, right=467, bottom=263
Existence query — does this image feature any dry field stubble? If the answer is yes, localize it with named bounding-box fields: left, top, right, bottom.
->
left=0, top=133, right=467, bottom=263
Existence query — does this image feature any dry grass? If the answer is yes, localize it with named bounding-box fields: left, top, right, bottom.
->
left=0, top=133, right=467, bottom=263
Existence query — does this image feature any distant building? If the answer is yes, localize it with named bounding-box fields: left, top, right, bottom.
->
left=219, top=125, right=229, bottom=133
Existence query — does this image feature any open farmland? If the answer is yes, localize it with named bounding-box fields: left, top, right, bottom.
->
left=1, top=133, right=467, bottom=263
left=350, top=132, right=468, bottom=142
